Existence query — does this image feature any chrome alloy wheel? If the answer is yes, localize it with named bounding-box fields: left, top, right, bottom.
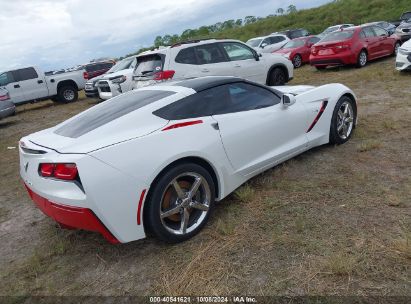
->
left=359, top=51, right=367, bottom=67
left=63, top=89, right=75, bottom=101
left=337, top=101, right=354, bottom=139
left=160, top=172, right=211, bottom=235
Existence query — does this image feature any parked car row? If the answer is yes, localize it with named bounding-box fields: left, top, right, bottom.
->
left=2, top=13, right=410, bottom=115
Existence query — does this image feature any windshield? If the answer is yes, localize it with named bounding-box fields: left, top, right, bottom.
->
left=323, top=26, right=339, bottom=34
left=283, top=39, right=305, bottom=49
left=246, top=39, right=262, bottom=47
left=108, top=57, right=135, bottom=73
left=321, top=30, right=354, bottom=42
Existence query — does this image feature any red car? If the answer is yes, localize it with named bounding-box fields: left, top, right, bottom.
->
left=81, top=60, right=116, bottom=80
left=310, top=25, right=401, bottom=69
left=274, top=36, right=321, bottom=68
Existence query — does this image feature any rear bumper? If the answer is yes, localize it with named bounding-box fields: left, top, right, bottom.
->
left=24, top=183, right=120, bottom=244
left=310, top=52, right=356, bottom=66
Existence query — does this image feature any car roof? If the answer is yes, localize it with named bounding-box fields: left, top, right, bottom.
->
left=169, top=76, right=243, bottom=92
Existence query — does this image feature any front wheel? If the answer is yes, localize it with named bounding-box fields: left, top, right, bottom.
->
left=144, top=163, right=215, bottom=243
left=329, top=96, right=356, bottom=145
left=269, top=67, right=287, bottom=85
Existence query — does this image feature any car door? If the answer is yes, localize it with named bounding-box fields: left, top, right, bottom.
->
left=220, top=42, right=264, bottom=83
left=267, top=36, right=288, bottom=52
left=210, top=82, right=309, bottom=176
left=372, top=26, right=392, bottom=56
left=173, top=43, right=230, bottom=78
left=0, top=70, right=26, bottom=104
left=362, top=27, right=380, bottom=59
left=14, top=67, right=48, bottom=101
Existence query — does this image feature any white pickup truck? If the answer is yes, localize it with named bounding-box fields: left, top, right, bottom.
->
left=0, top=66, right=86, bottom=104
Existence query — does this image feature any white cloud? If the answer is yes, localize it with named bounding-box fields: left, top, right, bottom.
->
left=0, top=0, right=330, bottom=71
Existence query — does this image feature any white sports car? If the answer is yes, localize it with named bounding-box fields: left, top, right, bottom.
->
left=20, top=77, right=357, bottom=244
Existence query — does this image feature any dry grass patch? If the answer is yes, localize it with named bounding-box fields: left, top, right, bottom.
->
left=357, top=139, right=383, bottom=152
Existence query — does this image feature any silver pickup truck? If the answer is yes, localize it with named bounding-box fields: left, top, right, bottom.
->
left=0, top=66, right=86, bottom=104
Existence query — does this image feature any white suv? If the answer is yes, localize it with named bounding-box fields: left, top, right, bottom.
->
left=132, top=39, right=293, bottom=89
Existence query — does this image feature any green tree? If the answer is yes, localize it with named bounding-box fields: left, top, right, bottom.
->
left=277, top=8, right=284, bottom=15
left=287, top=5, right=297, bottom=14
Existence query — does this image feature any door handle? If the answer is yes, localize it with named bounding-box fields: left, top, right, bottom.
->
left=14, top=84, right=20, bottom=88
left=37, top=80, right=43, bottom=84
left=234, top=64, right=241, bottom=68
left=201, top=69, right=210, bottom=73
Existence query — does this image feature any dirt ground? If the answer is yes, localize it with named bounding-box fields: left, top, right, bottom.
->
left=0, top=57, right=410, bottom=298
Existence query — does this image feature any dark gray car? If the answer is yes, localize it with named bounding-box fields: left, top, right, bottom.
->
left=0, top=88, right=16, bottom=120
left=396, top=18, right=411, bottom=42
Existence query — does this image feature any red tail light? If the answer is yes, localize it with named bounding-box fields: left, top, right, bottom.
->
left=153, top=70, right=175, bottom=81
left=83, top=71, right=89, bottom=79
left=39, top=163, right=78, bottom=180
left=335, top=43, right=351, bottom=52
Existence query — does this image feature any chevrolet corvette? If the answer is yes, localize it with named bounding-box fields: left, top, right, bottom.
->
left=20, top=77, right=357, bottom=244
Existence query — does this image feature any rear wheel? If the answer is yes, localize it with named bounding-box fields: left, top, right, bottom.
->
left=292, top=54, right=302, bottom=68
left=269, top=67, right=287, bottom=85
left=145, top=163, right=215, bottom=243
left=356, top=50, right=367, bottom=68
left=329, top=96, right=356, bottom=145
left=56, top=86, right=78, bottom=103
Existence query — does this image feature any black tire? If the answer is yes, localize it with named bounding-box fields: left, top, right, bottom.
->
left=269, top=67, right=287, bottom=85
left=57, top=86, right=78, bottom=103
left=329, top=96, right=357, bottom=145
left=315, top=66, right=326, bottom=70
left=144, top=162, right=215, bottom=243
left=292, top=54, right=303, bottom=68
left=356, top=50, right=367, bottom=68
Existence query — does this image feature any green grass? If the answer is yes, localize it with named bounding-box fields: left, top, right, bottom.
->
left=123, top=0, right=411, bottom=58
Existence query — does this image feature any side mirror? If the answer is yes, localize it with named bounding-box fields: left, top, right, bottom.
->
left=282, top=94, right=296, bottom=107
left=253, top=51, right=260, bottom=61
left=261, top=43, right=268, bottom=49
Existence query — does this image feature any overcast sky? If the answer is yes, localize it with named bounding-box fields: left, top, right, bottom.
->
left=0, top=0, right=330, bottom=71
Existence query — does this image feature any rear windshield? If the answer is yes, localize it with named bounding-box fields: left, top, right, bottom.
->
left=402, top=12, right=411, bottom=20
left=283, top=39, right=305, bottom=48
left=135, top=55, right=163, bottom=76
left=321, top=30, right=354, bottom=42
left=55, top=90, right=175, bottom=138
left=246, top=39, right=262, bottom=47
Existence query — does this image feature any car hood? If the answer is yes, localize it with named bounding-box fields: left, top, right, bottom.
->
left=400, top=39, right=411, bottom=50
left=398, top=21, right=411, bottom=28
left=274, top=47, right=299, bottom=54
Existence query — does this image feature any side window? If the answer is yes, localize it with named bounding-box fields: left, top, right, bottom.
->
left=175, top=47, right=198, bottom=64
left=222, top=43, right=255, bottom=61
left=15, top=68, right=38, bottom=81
left=373, top=26, right=387, bottom=36
left=261, top=38, right=270, bottom=46
left=363, top=27, right=376, bottom=38
left=277, top=36, right=286, bottom=43
left=0, top=72, right=15, bottom=86
left=194, top=44, right=227, bottom=64
left=153, top=82, right=280, bottom=119
left=290, top=31, right=301, bottom=39
left=360, top=31, right=366, bottom=39
left=216, top=82, right=280, bottom=114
